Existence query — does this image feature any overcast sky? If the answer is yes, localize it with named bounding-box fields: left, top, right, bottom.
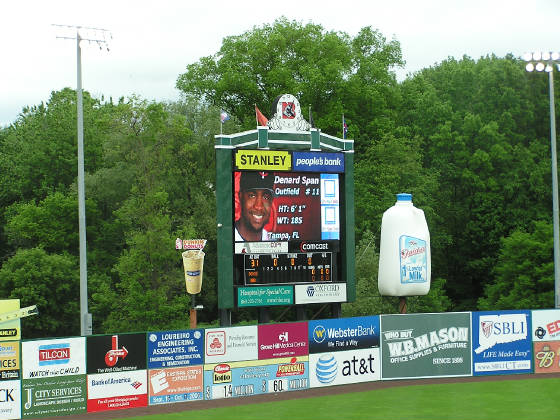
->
left=1, top=0, right=559, bottom=126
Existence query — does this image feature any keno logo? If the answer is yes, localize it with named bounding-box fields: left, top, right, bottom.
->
left=315, top=354, right=337, bottom=384
left=313, top=325, right=326, bottom=343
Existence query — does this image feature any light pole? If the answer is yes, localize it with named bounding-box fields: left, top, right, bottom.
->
left=524, top=51, right=560, bottom=309
left=54, top=25, right=111, bottom=335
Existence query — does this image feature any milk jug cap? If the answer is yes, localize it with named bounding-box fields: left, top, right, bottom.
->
left=396, top=193, right=412, bottom=202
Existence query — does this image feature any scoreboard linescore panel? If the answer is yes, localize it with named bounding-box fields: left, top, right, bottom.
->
left=233, top=150, right=346, bottom=306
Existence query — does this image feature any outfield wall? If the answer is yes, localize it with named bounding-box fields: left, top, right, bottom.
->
left=0, top=309, right=558, bottom=419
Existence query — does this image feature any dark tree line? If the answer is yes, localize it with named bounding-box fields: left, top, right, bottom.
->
left=0, top=19, right=557, bottom=337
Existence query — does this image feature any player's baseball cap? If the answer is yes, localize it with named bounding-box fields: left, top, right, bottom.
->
left=239, top=171, right=275, bottom=195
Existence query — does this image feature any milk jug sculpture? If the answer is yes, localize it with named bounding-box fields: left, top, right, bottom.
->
left=378, top=193, right=431, bottom=296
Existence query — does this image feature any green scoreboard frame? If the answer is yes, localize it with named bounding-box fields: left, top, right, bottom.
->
left=215, top=127, right=355, bottom=319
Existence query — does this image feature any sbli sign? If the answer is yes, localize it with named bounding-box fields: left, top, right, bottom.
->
left=381, top=313, right=472, bottom=379
left=472, top=310, right=532, bottom=376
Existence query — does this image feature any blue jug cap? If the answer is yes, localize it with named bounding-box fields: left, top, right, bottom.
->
left=396, top=193, right=412, bottom=201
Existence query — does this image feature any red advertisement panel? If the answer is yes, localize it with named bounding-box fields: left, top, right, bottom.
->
left=258, top=322, right=308, bottom=359
left=87, top=394, right=148, bottom=412
left=534, top=341, right=560, bottom=374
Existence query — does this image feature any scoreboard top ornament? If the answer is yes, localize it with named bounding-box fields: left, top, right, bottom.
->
left=267, top=94, right=312, bottom=132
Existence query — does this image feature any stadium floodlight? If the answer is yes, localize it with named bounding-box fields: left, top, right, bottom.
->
left=53, top=24, right=111, bottom=336
left=524, top=51, right=560, bottom=309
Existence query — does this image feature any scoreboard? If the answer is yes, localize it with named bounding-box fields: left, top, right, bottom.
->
left=232, top=149, right=346, bottom=307
left=242, top=242, right=338, bottom=285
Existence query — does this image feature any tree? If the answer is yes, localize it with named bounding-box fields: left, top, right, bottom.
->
left=93, top=99, right=220, bottom=332
left=176, top=18, right=403, bottom=151
left=0, top=248, right=79, bottom=338
left=479, top=221, right=554, bottom=310
left=398, top=55, right=554, bottom=309
left=0, top=88, right=107, bottom=204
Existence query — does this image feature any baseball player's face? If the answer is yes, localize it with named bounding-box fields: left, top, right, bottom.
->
left=240, top=189, right=272, bottom=232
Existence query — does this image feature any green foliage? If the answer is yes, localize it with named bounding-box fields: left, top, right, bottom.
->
left=479, top=221, right=554, bottom=310
left=0, top=248, right=79, bottom=338
left=398, top=54, right=555, bottom=309
left=4, top=192, right=79, bottom=253
left=1, top=21, right=558, bottom=336
left=176, top=18, right=403, bottom=150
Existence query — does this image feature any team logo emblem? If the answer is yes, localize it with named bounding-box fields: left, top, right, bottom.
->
left=481, top=321, right=493, bottom=338
left=282, top=102, right=296, bottom=119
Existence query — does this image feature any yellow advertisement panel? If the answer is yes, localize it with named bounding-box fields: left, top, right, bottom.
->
left=235, top=150, right=291, bottom=171
left=0, top=299, right=21, bottom=341
left=204, top=355, right=308, bottom=371
left=0, top=341, right=20, bottom=376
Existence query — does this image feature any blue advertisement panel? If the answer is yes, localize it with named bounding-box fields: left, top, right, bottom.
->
left=292, top=152, right=344, bottom=173
left=308, top=315, right=380, bottom=354
left=147, top=329, right=203, bottom=369
left=203, top=357, right=309, bottom=400
left=472, top=310, right=532, bottom=375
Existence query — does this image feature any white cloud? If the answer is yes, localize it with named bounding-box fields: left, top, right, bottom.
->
left=1, top=0, right=559, bottom=125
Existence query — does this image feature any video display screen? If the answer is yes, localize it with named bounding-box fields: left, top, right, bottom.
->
left=232, top=150, right=345, bottom=290
left=233, top=171, right=339, bottom=243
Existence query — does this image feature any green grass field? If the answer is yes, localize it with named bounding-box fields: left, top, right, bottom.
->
left=114, top=377, right=560, bottom=420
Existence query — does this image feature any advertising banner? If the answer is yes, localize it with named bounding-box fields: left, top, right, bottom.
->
left=258, top=322, right=308, bottom=359
left=87, top=369, right=147, bottom=412
left=0, top=341, right=19, bottom=381
left=381, top=313, right=472, bottom=379
left=292, top=152, right=345, bottom=173
left=294, top=283, right=346, bottom=304
left=22, top=337, right=85, bottom=379
left=238, top=286, right=294, bottom=307
left=472, top=310, right=532, bottom=375
left=147, top=329, right=203, bottom=369
left=309, top=348, right=380, bottom=387
left=532, top=309, right=560, bottom=342
left=204, top=326, right=258, bottom=364
left=87, top=333, right=146, bottom=374
left=0, top=380, right=20, bottom=420
left=22, top=375, right=86, bottom=418
left=0, top=299, right=20, bottom=341
left=533, top=341, right=560, bottom=374
left=203, top=356, right=309, bottom=400
left=532, top=309, right=560, bottom=374
left=148, top=366, right=203, bottom=404
left=308, top=316, right=379, bottom=354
